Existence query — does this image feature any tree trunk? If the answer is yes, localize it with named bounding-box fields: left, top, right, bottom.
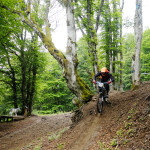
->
left=20, top=31, right=27, bottom=114
left=119, top=0, right=124, bottom=91
left=7, top=55, right=18, bottom=108
left=133, top=0, right=143, bottom=88
left=132, top=54, right=135, bottom=83
left=86, top=0, right=98, bottom=75
left=112, top=0, right=118, bottom=90
left=65, top=0, right=93, bottom=104
left=74, top=0, right=104, bottom=75
left=3, top=0, right=93, bottom=105
left=20, top=0, right=93, bottom=105
left=21, top=49, right=27, bottom=114
left=28, top=34, right=38, bottom=115
left=105, top=0, right=112, bottom=70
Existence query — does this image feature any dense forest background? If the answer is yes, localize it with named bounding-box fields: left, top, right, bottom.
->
left=0, top=0, right=149, bottom=115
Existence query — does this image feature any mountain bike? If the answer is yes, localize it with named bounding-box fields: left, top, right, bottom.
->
left=96, top=81, right=110, bottom=114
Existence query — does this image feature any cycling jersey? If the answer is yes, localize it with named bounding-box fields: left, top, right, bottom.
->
left=93, top=71, right=114, bottom=82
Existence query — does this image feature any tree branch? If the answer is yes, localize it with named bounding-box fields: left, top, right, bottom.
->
left=0, top=4, right=67, bottom=67
left=95, top=0, right=104, bottom=32
left=0, top=79, right=13, bottom=88
left=0, top=69, right=11, bottom=76
left=121, top=0, right=124, bottom=11
left=76, top=18, right=85, bottom=36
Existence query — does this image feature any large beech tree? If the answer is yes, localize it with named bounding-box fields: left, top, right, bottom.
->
left=132, top=0, right=143, bottom=88
left=0, top=0, right=93, bottom=106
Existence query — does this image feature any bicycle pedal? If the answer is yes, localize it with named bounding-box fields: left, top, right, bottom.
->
left=104, top=95, right=109, bottom=98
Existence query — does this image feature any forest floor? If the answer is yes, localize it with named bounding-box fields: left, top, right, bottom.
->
left=0, top=81, right=150, bottom=150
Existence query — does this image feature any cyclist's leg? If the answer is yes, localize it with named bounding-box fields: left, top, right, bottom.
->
left=104, top=84, right=109, bottom=97
left=104, top=84, right=111, bottom=104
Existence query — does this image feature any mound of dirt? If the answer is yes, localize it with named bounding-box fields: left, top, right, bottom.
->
left=43, top=82, right=150, bottom=150
left=0, top=82, right=150, bottom=150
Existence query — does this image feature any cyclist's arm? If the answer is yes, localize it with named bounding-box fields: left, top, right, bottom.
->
left=107, top=73, right=114, bottom=84
left=110, top=74, right=114, bottom=82
left=93, top=72, right=101, bottom=81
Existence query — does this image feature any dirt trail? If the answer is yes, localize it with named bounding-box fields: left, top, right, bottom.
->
left=0, top=113, right=72, bottom=150
left=70, top=116, right=100, bottom=150
left=0, top=82, right=150, bottom=150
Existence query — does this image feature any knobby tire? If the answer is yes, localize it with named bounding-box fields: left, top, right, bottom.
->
left=97, top=94, right=103, bottom=114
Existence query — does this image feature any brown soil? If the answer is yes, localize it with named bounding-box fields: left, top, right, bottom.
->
left=0, top=82, right=150, bottom=150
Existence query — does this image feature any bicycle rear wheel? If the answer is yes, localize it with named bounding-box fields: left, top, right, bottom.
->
left=97, top=94, right=103, bottom=114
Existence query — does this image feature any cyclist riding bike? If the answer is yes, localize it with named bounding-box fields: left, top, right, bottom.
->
left=93, top=67, right=114, bottom=101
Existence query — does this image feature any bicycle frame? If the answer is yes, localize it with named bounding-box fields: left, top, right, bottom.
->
left=96, top=81, right=107, bottom=113
left=96, top=82, right=107, bottom=97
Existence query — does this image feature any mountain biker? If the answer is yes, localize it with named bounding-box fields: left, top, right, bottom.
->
left=93, top=67, right=114, bottom=98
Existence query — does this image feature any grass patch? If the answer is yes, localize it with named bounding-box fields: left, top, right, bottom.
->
left=110, top=139, right=117, bottom=147
left=98, top=141, right=110, bottom=150
left=48, top=127, right=69, bottom=142
left=116, top=128, right=124, bottom=137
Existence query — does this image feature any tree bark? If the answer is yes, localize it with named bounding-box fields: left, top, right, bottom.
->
left=7, top=55, right=18, bottom=108
left=133, top=0, right=143, bottom=88
left=74, top=0, right=104, bottom=75
left=119, top=0, right=124, bottom=91
left=23, top=0, right=93, bottom=105
left=20, top=32, right=27, bottom=114
left=65, top=0, right=93, bottom=103
left=86, top=0, right=98, bottom=75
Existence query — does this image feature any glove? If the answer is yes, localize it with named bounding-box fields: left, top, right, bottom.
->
left=108, top=81, right=111, bottom=84
left=93, top=80, right=96, bottom=84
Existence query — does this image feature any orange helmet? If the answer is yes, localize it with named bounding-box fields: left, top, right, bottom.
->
left=101, top=67, right=108, bottom=76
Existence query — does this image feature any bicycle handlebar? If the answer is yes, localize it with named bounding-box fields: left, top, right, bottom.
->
left=96, top=81, right=108, bottom=85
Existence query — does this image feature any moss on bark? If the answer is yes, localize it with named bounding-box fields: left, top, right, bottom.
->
left=76, top=71, right=93, bottom=103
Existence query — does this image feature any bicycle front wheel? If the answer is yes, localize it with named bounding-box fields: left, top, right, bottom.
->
left=97, top=94, right=103, bottom=114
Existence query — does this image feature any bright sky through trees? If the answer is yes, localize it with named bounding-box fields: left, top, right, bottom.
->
left=51, top=0, right=150, bottom=52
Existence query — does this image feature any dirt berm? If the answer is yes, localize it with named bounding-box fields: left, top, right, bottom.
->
left=0, top=81, right=150, bottom=150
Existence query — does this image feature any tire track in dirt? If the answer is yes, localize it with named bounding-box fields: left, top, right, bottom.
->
left=70, top=115, right=101, bottom=150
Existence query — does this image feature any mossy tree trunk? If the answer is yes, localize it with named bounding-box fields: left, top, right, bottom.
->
left=119, top=0, right=124, bottom=91
left=20, top=0, right=93, bottom=105
left=86, top=0, right=98, bottom=75
left=74, top=0, right=104, bottom=75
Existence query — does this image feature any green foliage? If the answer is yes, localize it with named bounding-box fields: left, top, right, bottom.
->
left=124, top=121, right=132, bottom=130
left=110, top=139, right=117, bottom=147
left=0, top=0, right=75, bottom=115
left=77, top=38, right=93, bottom=84
left=141, top=28, right=150, bottom=54
left=0, top=83, right=15, bottom=114
left=127, top=116, right=132, bottom=120
left=141, top=28, right=150, bottom=81
left=98, top=141, right=110, bottom=150
left=34, top=53, right=75, bottom=113
left=116, top=128, right=124, bottom=137
left=48, top=127, right=69, bottom=142
left=0, top=0, right=23, bottom=41
left=122, top=29, right=150, bottom=90
left=122, top=33, right=135, bottom=90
